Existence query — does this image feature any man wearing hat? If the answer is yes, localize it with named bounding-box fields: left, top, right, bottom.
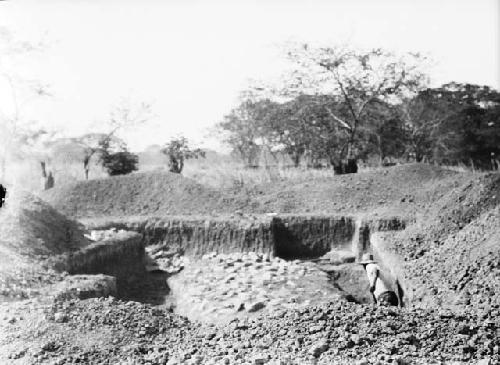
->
left=359, top=253, right=399, bottom=306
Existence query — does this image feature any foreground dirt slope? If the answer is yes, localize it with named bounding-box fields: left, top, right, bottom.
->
left=0, top=297, right=497, bottom=364
left=0, top=190, right=89, bottom=260
left=390, top=173, right=500, bottom=309
left=0, top=191, right=89, bottom=300
left=42, top=164, right=468, bottom=219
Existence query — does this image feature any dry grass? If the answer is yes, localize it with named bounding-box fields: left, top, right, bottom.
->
left=182, top=163, right=339, bottom=189
left=3, top=153, right=486, bottom=194
left=2, top=159, right=108, bottom=192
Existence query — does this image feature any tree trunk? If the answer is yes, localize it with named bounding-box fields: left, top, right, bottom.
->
left=40, top=161, right=50, bottom=190
left=179, top=157, right=184, bottom=173
left=292, top=151, right=300, bottom=168
left=84, top=158, right=90, bottom=180
left=46, top=172, right=54, bottom=189
left=169, top=155, right=183, bottom=173
left=376, top=135, right=384, bottom=166
left=40, top=161, right=47, bottom=178
left=330, top=156, right=343, bottom=174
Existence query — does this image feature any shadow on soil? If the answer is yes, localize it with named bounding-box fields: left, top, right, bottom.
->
left=117, top=267, right=174, bottom=306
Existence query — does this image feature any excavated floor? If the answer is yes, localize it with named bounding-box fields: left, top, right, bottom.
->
left=111, top=250, right=373, bottom=324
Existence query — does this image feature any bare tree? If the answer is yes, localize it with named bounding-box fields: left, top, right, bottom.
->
left=77, top=100, right=153, bottom=179
left=12, top=126, right=60, bottom=189
left=0, top=28, right=51, bottom=182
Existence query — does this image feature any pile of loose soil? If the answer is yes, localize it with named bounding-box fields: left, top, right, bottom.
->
left=0, top=190, right=89, bottom=259
left=41, top=171, right=228, bottom=218
left=0, top=297, right=497, bottom=364
left=0, top=190, right=89, bottom=300
left=388, top=173, right=500, bottom=308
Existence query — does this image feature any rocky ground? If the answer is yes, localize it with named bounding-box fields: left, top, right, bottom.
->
left=166, top=251, right=366, bottom=324
left=387, top=173, right=500, bottom=309
left=0, top=296, right=498, bottom=364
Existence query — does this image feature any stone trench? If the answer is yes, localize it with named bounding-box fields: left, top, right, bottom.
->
left=54, top=214, right=411, bottom=324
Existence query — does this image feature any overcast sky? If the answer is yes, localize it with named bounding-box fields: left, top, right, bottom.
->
left=0, top=0, right=498, bottom=151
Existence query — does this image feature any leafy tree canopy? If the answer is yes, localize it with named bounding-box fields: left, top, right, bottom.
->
left=160, top=136, right=205, bottom=173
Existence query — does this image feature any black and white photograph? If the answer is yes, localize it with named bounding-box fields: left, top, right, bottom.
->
left=0, top=0, right=499, bottom=364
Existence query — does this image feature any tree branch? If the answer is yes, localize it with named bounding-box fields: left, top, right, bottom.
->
left=332, top=69, right=358, bottom=124
left=323, top=106, right=352, bottom=131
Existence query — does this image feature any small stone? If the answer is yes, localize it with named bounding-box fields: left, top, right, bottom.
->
left=54, top=312, right=68, bottom=323
left=356, top=359, right=369, bottom=365
left=247, top=301, right=266, bottom=313
left=253, top=356, right=267, bottom=365
left=233, top=301, right=245, bottom=312
left=476, top=359, right=491, bottom=365
left=8, top=348, right=27, bottom=359
left=205, top=332, right=217, bottom=340
left=309, top=340, right=329, bottom=358
left=41, top=341, right=58, bottom=352
left=189, top=355, right=204, bottom=365
left=309, top=325, right=323, bottom=333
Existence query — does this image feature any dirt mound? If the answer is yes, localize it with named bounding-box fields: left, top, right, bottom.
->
left=239, top=163, right=467, bottom=217
left=0, top=190, right=89, bottom=263
left=42, top=164, right=466, bottom=219
left=42, top=171, right=228, bottom=218
left=394, top=173, right=500, bottom=255
left=391, top=173, right=500, bottom=308
left=0, top=190, right=89, bottom=300
left=425, top=206, right=500, bottom=308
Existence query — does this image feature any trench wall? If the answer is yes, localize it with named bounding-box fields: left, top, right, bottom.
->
left=49, top=231, right=144, bottom=274
left=272, top=215, right=355, bottom=258
left=84, top=215, right=357, bottom=258
left=84, top=216, right=276, bottom=257
left=82, top=215, right=411, bottom=261
left=350, top=216, right=415, bottom=260
left=48, top=231, right=145, bottom=298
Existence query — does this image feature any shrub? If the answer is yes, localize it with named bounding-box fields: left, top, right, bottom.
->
left=101, top=151, right=138, bottom=176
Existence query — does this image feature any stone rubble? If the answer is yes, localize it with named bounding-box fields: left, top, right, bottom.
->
left=1, top=296, right=497, bottom=364
left=166, top=251, right=350, bottom=323
left=144, top=245, right=186, bottom=274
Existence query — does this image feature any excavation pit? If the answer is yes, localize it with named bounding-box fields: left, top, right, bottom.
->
left=67, top=214, right=409, bottom=322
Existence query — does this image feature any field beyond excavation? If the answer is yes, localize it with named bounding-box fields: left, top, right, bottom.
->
left=0, top=163, right=499, bottom=364
left=42, top=163, right=463, bottom=219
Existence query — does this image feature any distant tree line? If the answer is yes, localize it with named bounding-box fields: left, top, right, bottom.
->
left=217, top=44, right=500, bottom=172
